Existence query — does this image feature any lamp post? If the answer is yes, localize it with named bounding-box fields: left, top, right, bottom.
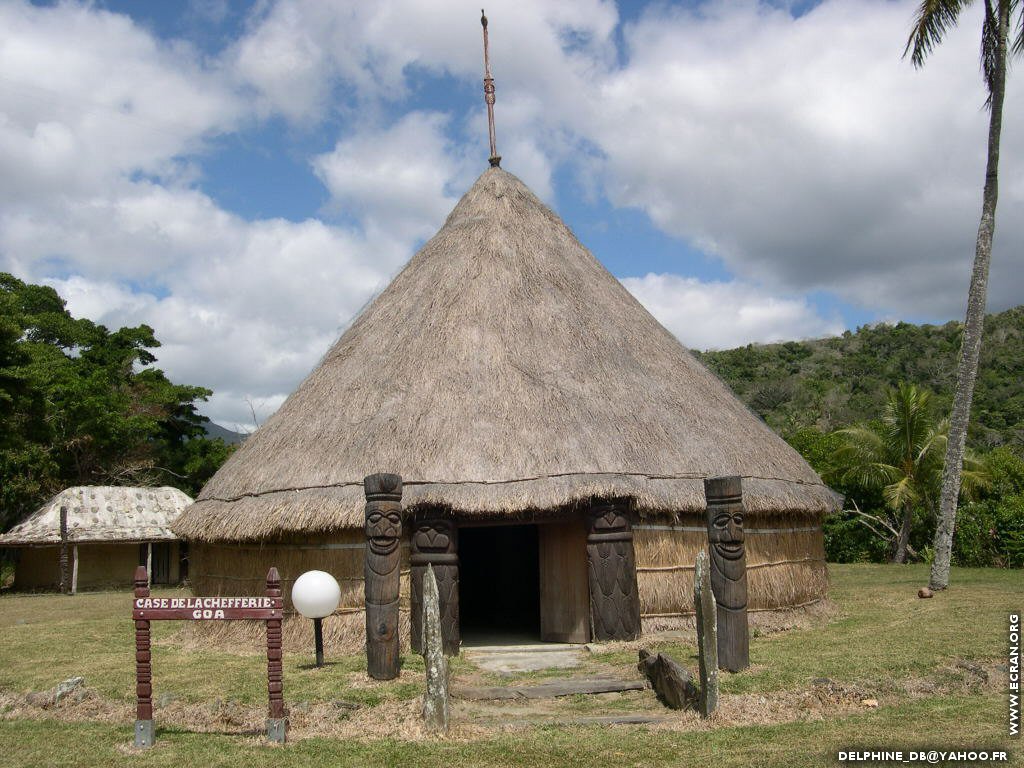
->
left=291, top=570, right=341, bottom=667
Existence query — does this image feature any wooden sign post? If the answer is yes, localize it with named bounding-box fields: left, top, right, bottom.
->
left=131, top=565, right=287, bottom=748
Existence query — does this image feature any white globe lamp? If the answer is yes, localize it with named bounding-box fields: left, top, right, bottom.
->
left=291, top=570, right=341, bottom=667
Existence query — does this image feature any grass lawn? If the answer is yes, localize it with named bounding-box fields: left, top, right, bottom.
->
left=0, top=563, right=1020, bottom=767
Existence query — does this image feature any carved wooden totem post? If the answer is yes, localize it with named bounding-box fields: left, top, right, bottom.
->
left=704, top=476, right=749, bottom=672
left=265, top=567, right=287, bottom=743
left=364, top=473, right=403, bottom=680
left=133, top=566, right=154, bottom=748
left=585, top=500, right=641, bottom=641
left=410, top=514, right=459, bottom=656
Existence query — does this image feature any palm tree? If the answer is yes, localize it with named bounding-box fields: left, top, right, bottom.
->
left=833, top=384, right=985, bottom=564
left=905, top=0, right=1022, bottom=588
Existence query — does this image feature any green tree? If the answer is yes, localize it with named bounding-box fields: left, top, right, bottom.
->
left=832, top=383, right=985, bottom=563
left=0, top=273, right=230, bottom=530
left=905, top=0, right=1023, bottom=588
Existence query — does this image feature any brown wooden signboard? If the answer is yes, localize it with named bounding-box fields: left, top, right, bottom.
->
left=133, top=596, right=283, bottom=621
left=132, top=565, right=287, bottom=748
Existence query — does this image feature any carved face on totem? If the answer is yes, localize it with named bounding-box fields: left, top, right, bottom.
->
left=708, top=507, right=745, bottom=562
left=366, top=508, right=402, bottom=556
left=589, top=505, right=630, bottom=534
left=412, top=519, right=454, bottom=554
left=706, top=501, right=747, bottom=610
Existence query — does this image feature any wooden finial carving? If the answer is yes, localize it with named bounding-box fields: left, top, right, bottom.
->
left=481, top=9, right=501, bottom=167
left=364, top=473, right=403, bottom=680
left=704, top=476, right=749, bottom=672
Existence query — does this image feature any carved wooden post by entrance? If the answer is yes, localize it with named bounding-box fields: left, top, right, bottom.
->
left=265, top=567, right=287, bottom=743
left=133, top=566, right=154, bottom=748
left=704, top=476, right=749, bottom=672
left=694, top=550, right=719, bottom=717
left=410, top=515, right=459, bottom=656
left=59, top=506, right=69, bottom=595
left=585, top=500, right=641, bottom=641
left=364, top=473, right=403, bottom=680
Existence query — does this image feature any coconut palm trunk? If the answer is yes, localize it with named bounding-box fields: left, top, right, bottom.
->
left=929, top=0, right=1008, bottom=591
left=894, top=504, right=914, bottom=564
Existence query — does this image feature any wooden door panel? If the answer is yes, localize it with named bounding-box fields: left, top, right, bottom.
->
left=538, top=520, right=591, bottom=643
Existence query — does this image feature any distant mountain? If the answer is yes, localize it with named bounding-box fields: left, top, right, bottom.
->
left=204, top=422, right=249, bottom=445
left=696, top=306, right=1024, bottom=448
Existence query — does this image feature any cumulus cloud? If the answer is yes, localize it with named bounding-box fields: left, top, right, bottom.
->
left=588, top=1, right=1024, bottom=318
left=4, top=0, right=1022, bottom=431
left=623, top=273, right=844, bottom=350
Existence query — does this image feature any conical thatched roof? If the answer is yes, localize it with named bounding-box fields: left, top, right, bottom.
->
left=175, top=168, right=837, bottom=542
left=0, top=486, right=192, bottom=545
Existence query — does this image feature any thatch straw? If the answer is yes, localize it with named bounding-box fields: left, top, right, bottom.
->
left=634, top=513, right=828, bottom=616
left=175, top=167, right=836, bottom=543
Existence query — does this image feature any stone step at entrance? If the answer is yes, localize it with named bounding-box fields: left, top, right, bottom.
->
left=462, top=642, right=586, bottom=673
left=454, top=676, right=649, bottom=701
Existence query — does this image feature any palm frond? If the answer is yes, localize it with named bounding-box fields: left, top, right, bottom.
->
left=842, top=461, right=903, bottom=492
left=959, top=450, right=990, bottom=499
left=884, top=475, right=920, bottom=511
left=1013, top=0, right=1024, bottom=56
left=982, top=0, right=1000, bottom=99
left=905, top=0, right=971, bottom=67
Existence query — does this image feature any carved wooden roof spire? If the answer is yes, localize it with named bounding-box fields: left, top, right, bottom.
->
left=481, top=9, right=500, bottom=168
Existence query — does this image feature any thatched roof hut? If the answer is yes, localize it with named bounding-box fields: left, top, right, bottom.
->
left=1, top=486, right=192, bottom=591
left=175, top=167, right=836, bottom=647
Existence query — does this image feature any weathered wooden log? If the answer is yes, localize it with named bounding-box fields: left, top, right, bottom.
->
left=421, top=564, right=450, bottom=733
left=265, top=566, right=287, bottom=743
left=364, top=473, right=403, bottom=680
left=585, top=500, right=641, bottom=641
left=637, top=649, right=698, bottom=710
left=133, top=566, right=154, bottom=748
left=410, top=515, right=459, bottom=656
left=704, top=476, right=749, bottom=672
left=694, top=550, right=719, bottom=717
left=59, top=507, right=69, bottom=595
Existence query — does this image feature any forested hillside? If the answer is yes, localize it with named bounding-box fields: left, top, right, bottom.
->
left=696, top=306, right=1024, bottom=448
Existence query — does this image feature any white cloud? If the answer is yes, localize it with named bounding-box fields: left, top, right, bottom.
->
left=586, top=1, right=1024, bottom=318
left=622, top=273, right=843, bottom=350
left=5, top=0, right=1024, bottom=430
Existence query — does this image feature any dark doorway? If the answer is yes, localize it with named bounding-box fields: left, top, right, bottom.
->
left=459, top=524, right=540, bottom=641
left=151, top=543, right=172, bottom=585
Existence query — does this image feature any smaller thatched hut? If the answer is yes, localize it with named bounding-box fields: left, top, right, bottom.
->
left=0, top=486, right=192, bottom=591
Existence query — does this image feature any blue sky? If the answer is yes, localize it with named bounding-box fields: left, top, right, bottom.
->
left=3, top=0, right=1022, bottom=429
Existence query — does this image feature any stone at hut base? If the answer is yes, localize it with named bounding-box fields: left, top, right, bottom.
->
left=637, top=650, right=698, bottom=710
left=421, top=564, right=450, bottom=733
left=25, top=676, right=86, bottom=708
left=918, top=587, right=934, bottom=599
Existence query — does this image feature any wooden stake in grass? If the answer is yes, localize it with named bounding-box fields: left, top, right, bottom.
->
left=59, top=507, right=69, bottom=595
left=421, top=564, right=450, bottom=733
left=694, top=550, right=718, bottom=718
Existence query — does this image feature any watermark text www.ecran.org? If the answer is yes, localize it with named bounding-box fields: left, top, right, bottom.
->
left=1011, top=612, right=1020, bottom=738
